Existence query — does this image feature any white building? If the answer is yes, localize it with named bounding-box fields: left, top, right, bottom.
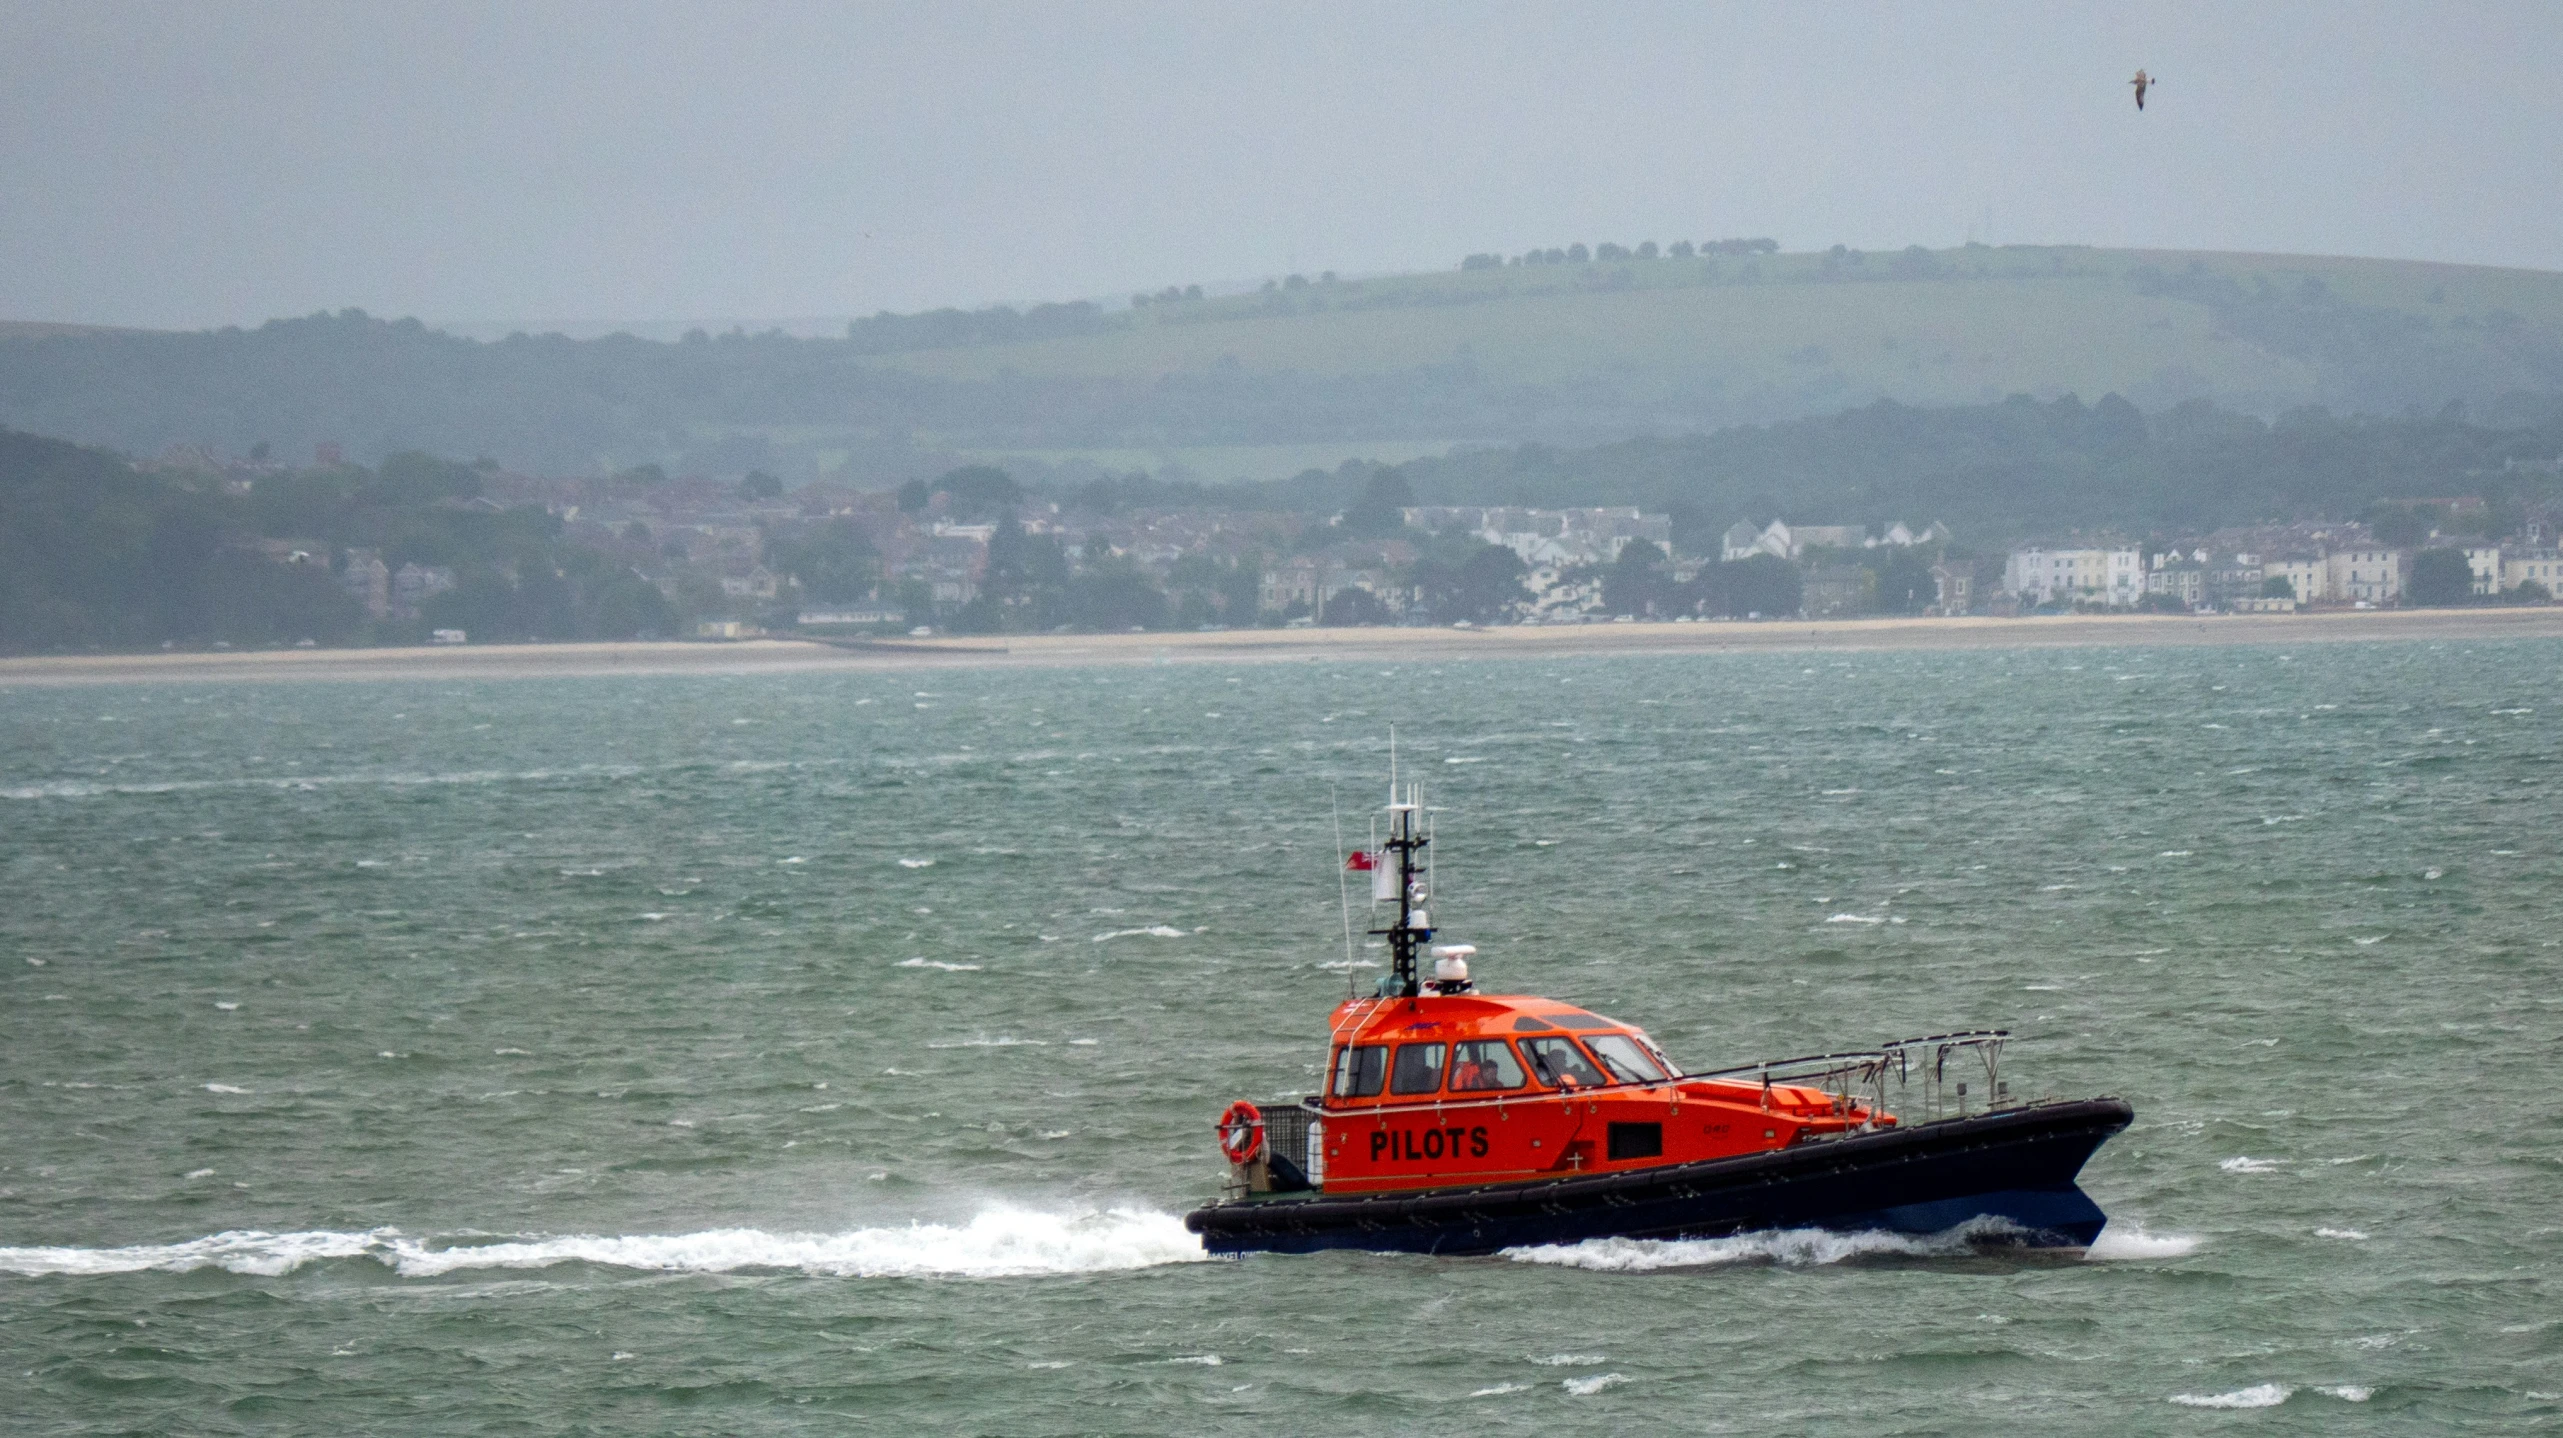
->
left=339, top=548, right=391, bottom=619
left=1722, top=520, right=1790, bottom=562
left=1789, top=524, right=1867, bottom=552
left=1406, top=506, right=1671, bottom=567
left=2463, top=546, right=2505, bottom=596
left=2265, top=555, right=2327, bottom=605
left=1258, top=557, right=1331, bottom=613
left=2447, top=544, right=2563, bottom=597
left=1258, top=558, right=1395, bottom=615
left=2005, top=545, right=2143, bottom=607
left=1718, top=518, right=1945, bottom=563
left=720, top=564, right=781, bottom=600
left=2500, top=549, right=2563, bottom=594
left=1524, top=564, right=1602, bottom=620
left=2325, top=547, right=2402, bottom=604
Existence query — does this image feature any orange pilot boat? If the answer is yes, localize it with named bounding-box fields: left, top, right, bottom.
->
left=1185, top=780, right=2132, bottom=1257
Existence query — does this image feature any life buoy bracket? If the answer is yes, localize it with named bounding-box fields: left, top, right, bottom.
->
left=1217, top=1100, right=1266, bottom=1165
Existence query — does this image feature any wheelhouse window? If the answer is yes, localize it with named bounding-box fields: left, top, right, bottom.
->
left=1332, top=1044, right=1386, bottom=1098
left=1389, top=1042, right=1449, bottom=1095
left=1633, top=1031, right=1682, bottom=1077
left=1585, top=1033, right=1667, bottom=1084
left=1520, top=1036, right=1608, bottom=1089
left=1448, top=1039, right=1529, bottom=1092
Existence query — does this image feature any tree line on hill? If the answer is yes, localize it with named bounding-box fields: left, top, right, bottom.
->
left=1462, top=237, right=1778, bottom=268
left=836, top=301, right=1114, bottom=354
left=0, top=429, right=673, bottom=651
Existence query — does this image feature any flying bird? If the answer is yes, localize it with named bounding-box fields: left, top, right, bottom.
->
left=2131, top=69, right=2154, bottom=110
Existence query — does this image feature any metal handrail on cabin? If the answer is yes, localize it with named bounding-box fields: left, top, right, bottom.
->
left=1687, top=1030, right=2013, bottom=1129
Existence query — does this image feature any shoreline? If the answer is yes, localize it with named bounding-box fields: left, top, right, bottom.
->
left=4, top=607, right=2561, bottom=687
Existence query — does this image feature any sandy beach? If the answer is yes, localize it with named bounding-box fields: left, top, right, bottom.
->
left=5, top=607, right=2561, bottom=687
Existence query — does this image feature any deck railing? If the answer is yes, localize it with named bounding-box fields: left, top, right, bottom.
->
left=1689, top=1030, right=2012, bottom=1130
left=1222, top=1098, right=1327, bottom=1197
left=1263, top=1101, right=1321, bottom=1187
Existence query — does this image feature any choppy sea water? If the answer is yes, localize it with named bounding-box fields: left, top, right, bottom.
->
left=3, top=641, right=2558, bottom=1433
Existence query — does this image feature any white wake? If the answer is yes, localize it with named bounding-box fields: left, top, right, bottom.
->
left=1504, top=1219, right=2019, bottom=1272
left=2085, top=1223, right=2202, bottom=1260
left=2169, top=1383, right=2293, bottom=1408
left=0, top=1204, right=1206, bottom=1281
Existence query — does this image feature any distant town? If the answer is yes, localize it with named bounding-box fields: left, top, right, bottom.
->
left=10, top=412, right=2559, bottom=656
left=287, top=458, right=2563, bottom=643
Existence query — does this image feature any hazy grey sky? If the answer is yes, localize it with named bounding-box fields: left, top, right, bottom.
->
left=5, top=1, right=2558, bottom=331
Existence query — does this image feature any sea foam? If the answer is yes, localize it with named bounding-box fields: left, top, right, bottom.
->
left=0, top=1228, right=386, bottom=1278
left=2169, top=1383, right=2292, bottom=1408
left=1562, top=1374, right=1627, bottom=1395
left=1504, top=1220, right=2010, bottom=1272
left=2085, top=1224, right=2201, bottom=1260
left=0, top=1205, right=1206, bottom=1281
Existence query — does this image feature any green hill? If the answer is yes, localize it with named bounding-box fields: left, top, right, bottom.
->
left=4, top=246, right=2560, bottom=483
left=896, top=246, right=2563, bottom=458
left=908, top=245, right=2563, bottom=392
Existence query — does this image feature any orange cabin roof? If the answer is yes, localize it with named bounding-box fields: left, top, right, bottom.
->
left=1318, top=992, right=1689, bottom=1107
left=1326, top=991, right=1642, bottom=1047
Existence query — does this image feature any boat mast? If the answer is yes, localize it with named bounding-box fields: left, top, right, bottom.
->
left=1374, top=780, right=1431, bottom=998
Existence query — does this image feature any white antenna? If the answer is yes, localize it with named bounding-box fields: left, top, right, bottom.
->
left=1331, top=785, right=1356, bottom=995
left=1426, top=800, right=1437, bottom=922
left=1388, top=723, right=1398, bottom=803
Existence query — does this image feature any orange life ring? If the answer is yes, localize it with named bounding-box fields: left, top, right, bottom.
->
left=1216, top=1100, right=1266, bottom=1165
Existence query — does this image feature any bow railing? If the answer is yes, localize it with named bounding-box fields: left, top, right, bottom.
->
left=1688, top=1030, right=2013, bottom=1129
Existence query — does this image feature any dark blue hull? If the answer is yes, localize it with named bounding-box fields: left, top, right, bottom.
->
left=1185, top=1097, right=2132, bottom=1257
